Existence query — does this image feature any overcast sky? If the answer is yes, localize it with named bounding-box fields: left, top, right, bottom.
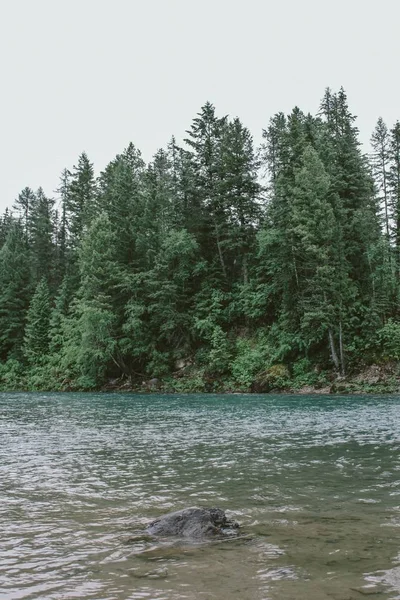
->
left=0, top=0, right=399, bottom=211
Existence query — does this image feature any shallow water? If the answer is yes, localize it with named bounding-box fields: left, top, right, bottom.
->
left=1, top=393, right=400, bottom=600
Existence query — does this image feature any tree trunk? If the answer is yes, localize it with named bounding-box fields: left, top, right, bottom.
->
left=243, top=253, right=248, bottom=285
left=339, top=320, right=346, bottom=377
left=214, top=220, right=227, bottom=280
left=383, top=161, right=390, bottom=243
left=328, top=329, right=340, bottom=371
left=292, top=244, right=299, bottom=289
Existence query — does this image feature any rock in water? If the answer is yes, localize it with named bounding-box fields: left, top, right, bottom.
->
left=146, top=507, right=239, bottom=539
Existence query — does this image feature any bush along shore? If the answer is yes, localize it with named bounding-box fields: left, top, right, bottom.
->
left=101, top=362, right=400, bottom=396
left=3, top=359, right=400, bottom=396
left=1, top=87, right=400, bottom=394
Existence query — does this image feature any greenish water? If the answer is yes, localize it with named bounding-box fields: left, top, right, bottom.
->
left=1, top=394, right=400, bottom=600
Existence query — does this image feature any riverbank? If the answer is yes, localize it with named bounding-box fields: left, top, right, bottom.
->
left=100, top=362, right=400, bottom=395
left=2, top=360, right=400, bottom=395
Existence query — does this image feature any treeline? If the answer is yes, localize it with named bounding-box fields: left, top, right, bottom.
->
left=1, top=88, right=400, bottom=392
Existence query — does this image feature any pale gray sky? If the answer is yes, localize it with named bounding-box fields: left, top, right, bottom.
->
left=0, top=0, right=399, bottom=211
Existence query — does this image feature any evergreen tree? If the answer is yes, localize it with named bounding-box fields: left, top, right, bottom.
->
left=0, top=209, right=14, bottom=249
left=63, top=213, right=121, bottom=386
left=218, top=117, right=261, bottom=284
left=55, top=169, right=70, bottom=280
left=258, top=108, right=311, bottom=327
left=66, top=152, right=97, bottom=246
left=12, top=187, right=36, bottom=242
left=24, top=278, right=51, bottom=364
left=140, top=149, right=177, bottom=260
left=261, top=112, right=288, bottom=185
left=30, top=187, right=56, bottom=285
left=290, top=146, right=350, bottom=371
left=319, top=88, right=379, bottom=292
left=127, top=229, right=200, bottom=375
left=49, top=275, right=73, bottom=357
left=169, top=141, right=199, bottom=234
left=371, top=118, right=391, bottom=241
left=388, top=122, right=400, bottom=267
left=98, top=143, right=145, bottom=267
left=0, top=222, right=31, bottom=360
left=184, top=102, right=228, bottom=280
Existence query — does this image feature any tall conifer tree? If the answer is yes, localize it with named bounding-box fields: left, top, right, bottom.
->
left=24, top=278, right=51, bottom=364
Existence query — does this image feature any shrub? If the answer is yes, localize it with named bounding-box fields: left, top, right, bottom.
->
left=377, top=319, right=400, bottom=361
left=231, top=336, right=270, bottom=388
left=256, top=363, right=290, bottom=391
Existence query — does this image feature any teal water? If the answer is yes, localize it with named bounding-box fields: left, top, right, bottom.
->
left=1, top=393, right=400, bottom=600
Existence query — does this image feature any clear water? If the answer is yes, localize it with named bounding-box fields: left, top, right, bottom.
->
left=1, top=393, right=400, bottom=600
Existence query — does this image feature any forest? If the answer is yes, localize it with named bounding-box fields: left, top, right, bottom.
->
left=1, top=87, right=400, bottom=393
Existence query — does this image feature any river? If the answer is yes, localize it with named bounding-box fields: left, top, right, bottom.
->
left=1, top=393, right=400, bottom=599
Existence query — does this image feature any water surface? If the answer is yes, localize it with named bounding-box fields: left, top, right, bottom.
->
left=1, top=393, right=400, bottom=599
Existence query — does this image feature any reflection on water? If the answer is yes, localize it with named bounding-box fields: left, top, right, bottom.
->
left=1, top=393, right=400, bottom=599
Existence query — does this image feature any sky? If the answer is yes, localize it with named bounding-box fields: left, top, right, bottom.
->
left=0, top=0, right=399, bottom=211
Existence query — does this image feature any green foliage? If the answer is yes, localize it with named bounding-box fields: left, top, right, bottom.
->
left=256, top=364, right=290, bottom=391
left=207, top=326, right=232, bottom=375
left=0, top=88, right=399, bottom=391
left=24, top=278, right=51, bottom=364
left=0, top=222, right=31, bottom=361
left=0, top=359, right=24, bottom=390
left=166, top=369, right=208, bottom=393
left=66, top=152, right=98, bottom=246
left=67, top=214, right=121, bottom=386
left=30, top=188, right=56, bottom=285
left=290, top=358, right=327, bottom=388
left=230, top=335, right=271, bottom=388
left=377, top=320, right=400, bottom=360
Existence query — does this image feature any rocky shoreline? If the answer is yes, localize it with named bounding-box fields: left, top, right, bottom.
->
left=100, top=363, right=400, bottom=396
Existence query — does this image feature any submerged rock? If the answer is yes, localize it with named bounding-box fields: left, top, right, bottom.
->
left=146, top=507, right=239, bottom=540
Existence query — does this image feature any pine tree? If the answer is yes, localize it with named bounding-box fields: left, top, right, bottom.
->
left=166, top=136, right=187, bottom=228
left=261, top=112, right=288, bottom=185
left=65, top=152, right=97, bottom=244
left=140, top=149, right=177, bottom=257
left=55, top=169, right=70, bottom=280
left=388, top=122, right=400, bottom=267
left=63, top=213, right=122, bottom=386
left=168, top=138, right=200, bottom=236
left=98, top=143, right=145, bottom=267
left=371, top=118, right=391, bottom=241
left=290, top=146, right=350, bottom=370
left=13, top=187, right=36, bottom=242
left=30, top=188, right=56, bottom=285
left=123, top=229, right=200, bottom=376
left=0, top=222, right=31, bottom=360
left=24, top=278, right=51, bottom=364
left=318, top=88, right=382, bottom=368
left=258, top=107, right=311, bottom=327
left=184, top=102, right=228, bottom=279
left=49, top=275, right=73, bottom=356
left=218, top=117, right=261, bottom=284
left=319, top=88, right=379, bottom=290
left=0, top=209, right=14, bottom=249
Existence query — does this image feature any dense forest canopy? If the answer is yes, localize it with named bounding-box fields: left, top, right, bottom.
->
left=1, top=87, right=400, bottom=392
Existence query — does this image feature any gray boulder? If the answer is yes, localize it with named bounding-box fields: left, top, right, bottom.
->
left=146, top=507, right=239, bottom=539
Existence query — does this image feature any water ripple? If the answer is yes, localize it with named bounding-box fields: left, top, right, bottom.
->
left=1, top=393, right=400, bottom=599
